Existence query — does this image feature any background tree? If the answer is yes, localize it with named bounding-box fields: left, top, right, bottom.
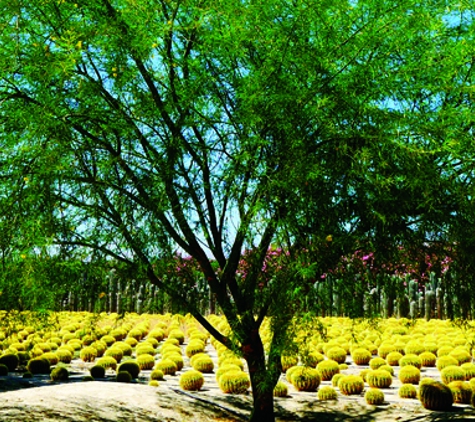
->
left=0, top=0, right=470, bottom=420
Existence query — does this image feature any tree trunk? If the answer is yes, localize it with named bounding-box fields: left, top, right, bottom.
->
left=249, top=389, right=275, bottom=422
left=243, top=329, right=278, bottom=422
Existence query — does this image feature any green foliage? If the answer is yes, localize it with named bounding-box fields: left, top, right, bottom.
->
left=154, top=359, right=178, bottom=376
left=179, top=370, right=205, bottom=391
left=338, top=375, right=365, bottom=396
left=90, top=365, right=106, bottom=379
left=447, top=381, right=472, bottom=404
left=80, top=346, right=97, bottom=363
left=273, top=381, right=288, bottom=398
left=419, top=352, right=437, bottom=368
left=367, top=370, right=393, bottom=389
left=290, top=367, right=321, bottom=392
left=150, top=369, right=164, bottom=381
left=50, top=366, right=69, bottom=381
left=317, top=386, right=338, bottom=401
left=118, top=361, right=140, bottom=379
left=1, top=0, right=474, bottom=420
left=398, top=365, right=420, bottom=385
left=0, top=364, right=8, bottom=376
left=27, top=358, right=50, bottom=375
left=419, top=379, right=453, bottom=411
left=364, top=388, right=385, bottom=405
left=0, top=354, right=19, bottom=372
left=398, top=384, right=417, bottom=399
left=351, top=348, right=372, bottom=366
left=369, top=357, right=387, bottom=370
left=316, top=360, right=340, bottom=381
left=440, top=366, right=466, bottom=385
left=116, top=371, right=132, bottom=383
left=219, top=370, right=251, bottom=394
left=191, top=356, right=214, bottom=373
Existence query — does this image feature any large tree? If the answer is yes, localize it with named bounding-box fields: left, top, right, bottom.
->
left=0, top=0, right=467, bottom=420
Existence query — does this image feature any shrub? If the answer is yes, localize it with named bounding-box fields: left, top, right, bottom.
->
left=398, top=365, right=420, bottom=384
left=50, top=366, right=69, bottom=381
left=332, top=373, right=344, bottom=387
left=91, top=341, right=107, bottom=357
left=185, top=341, right=205, bottom=359
left=136, top=344, right=156, bottom=357
left=127, top=328, right=143, bottom=341
left=316, top=360, right=340, bottom=381
left=22, top=371, right=33, bottom=378
left=168, top=329, right=185, bottom=345
left=404, top=342, right=425, bottom=356
left=437, top=346, right=454, bottom=357
left=0, top=354, right=19, bottom=372
left=100, top=335, right=116, bottom=347
left=448, top=381, right=472, bottom=404
left=281, top=355, right=299, bottom=372
left=461, top=363, right=475, bottom=380
left=114, top=342, right=133, bottom=357
left=317, top=386, right=338, bottom=401
left=419, top=379, right=453, bottom=411
left=148, top=329, right=165, bottom=342
left=399, top=354, right=422, bottom=369
left=116, top=371, right=132, bottom=383
left=161, top=344, right=182, bottom=356
left=273, top=381, right=288, bottom=397
left=386, top=352, right=403, bottom=366
left=378, top=364, right=394, bottom=376
left=285, top=365, right=299, bottom=382
left=0, top=364, right=8, bottom=376
left=367, top=370, right=393, bottom=388
left=27, top=358, right=50, bottom=375
left=436, top=355, right=459, bottom=371
left=150, top=369, right=164, bottom=381
left=359, top=369, right=371, bottom=382
left=216, top=364, right=241, bottom=382
left=218, top=370, right=250, bottom=394
left=441, top=365, right=465, bottom=385
left=449, top=349, right=472, bottom=365
left=149, top=380, right=160, bottom=387
left=80, top=346, right=97, bottom=363
left=338, top=375, right=365, bottom=396
left=136, top=354, right=155, bottom=371
left=306, top=352, right=325, bottom=368
left=419, top=352, right=437, bottom=368
left=326, top=347, right=346, bottom=364
left=290, top=367, right=321, bottom=392
left=96, top=356, right=118, bottom=371
left=82, top=375, right=94, bottom=381
left=351, top=348, right=372, bottom=366
left=56, top=349, right=73, bottom=364
left=104, top=348, right=123, bottom=364
left=192, top=356, right=214, bottom=373
left=365, top=388, right=385, bottom=405
left=155, top=359, right=178, bottom=375
left=118, top=361, right=141, bottom=378
left=398, top=383, right=417, bottom=399
left=90, top=365, right=106, bottom=378
left=165, top=354, right=184, bottom=371
left=377, top=344, right=395, bottom=359
left=179, top=370, right=205, bottom=391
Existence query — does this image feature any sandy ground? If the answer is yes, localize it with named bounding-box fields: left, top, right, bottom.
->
left=2, top=346, right=475, bottom=421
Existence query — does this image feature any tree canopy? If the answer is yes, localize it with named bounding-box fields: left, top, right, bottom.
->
left=1, top=0, right=474, bottom=420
